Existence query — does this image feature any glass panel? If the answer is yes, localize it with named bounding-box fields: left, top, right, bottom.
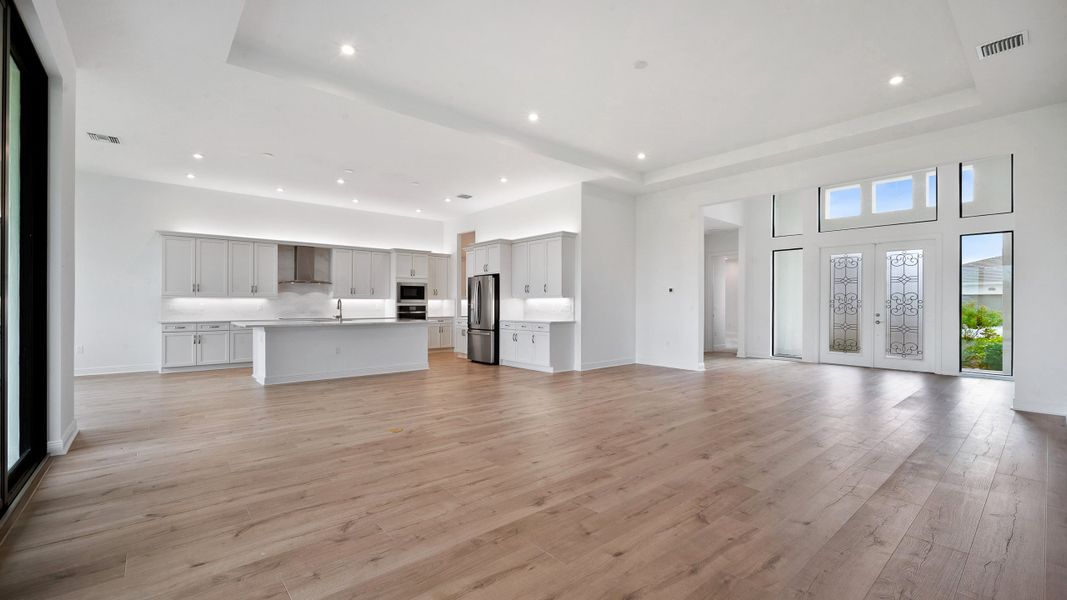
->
left=773, top=190, right=805, bottom=237
left=885, top=250, right=924, bottom=359
left=926, top=171, right=937, bottom=207
left=961, top=232, right=1012, bottom=374
left=825, top=185, right=861, bottom=219
left=5, top=58, right=21, bottom=471
left=829, top=253, right=861, bottom=353
left=872, top=177, right=913, bottom=213
left=961, top=155, right=1012, bottom=217
left=772, top=249, right=803, bottom=357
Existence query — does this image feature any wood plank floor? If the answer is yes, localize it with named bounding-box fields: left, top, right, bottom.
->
left=0, top=353, right=1063, bottom=599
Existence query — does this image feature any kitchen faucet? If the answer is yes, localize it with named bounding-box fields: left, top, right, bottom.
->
left=335, top=298, right=343, bottom=322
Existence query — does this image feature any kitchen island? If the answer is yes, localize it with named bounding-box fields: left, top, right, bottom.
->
left=233, top=319, right=429, bottom=385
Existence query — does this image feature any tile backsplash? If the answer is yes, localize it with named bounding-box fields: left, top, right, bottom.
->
left=161, top=284, right=392, bottom=321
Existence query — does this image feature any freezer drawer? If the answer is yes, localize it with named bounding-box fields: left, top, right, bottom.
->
left=467, top=329, right=497, bottom=365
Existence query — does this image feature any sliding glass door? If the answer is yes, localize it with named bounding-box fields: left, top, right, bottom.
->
left=2, top=0, right=49, bottom=516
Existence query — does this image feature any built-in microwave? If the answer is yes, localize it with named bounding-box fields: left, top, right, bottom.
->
left=397, top=282, right=427, bottom=304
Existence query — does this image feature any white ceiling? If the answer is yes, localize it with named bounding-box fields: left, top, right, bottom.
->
left=59, top=0, right=1067, bottom=219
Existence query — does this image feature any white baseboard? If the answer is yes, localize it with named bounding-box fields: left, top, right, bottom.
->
left=160, top=362, right=250, bottom=374
left=258, top=362, right=428, bottom=385
left=47, top=419, right=79, bottom=455
left=1013, top=398, right=1067, bottom=417
left=580, top=358, right=635, bottom=371
left=75, top=363, right=157, bottom=376
left=500, top=360, right=560, bottom=373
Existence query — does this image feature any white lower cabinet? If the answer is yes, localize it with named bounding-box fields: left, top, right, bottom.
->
left=230, top=329, right=253, bottom=363
left=427, top=317, right=453, bottom=350
left=160, top=322, right=251, bottom=371
left=499, top=321, right=574, bottom=373
left=454, top=318, right=468, bottom=354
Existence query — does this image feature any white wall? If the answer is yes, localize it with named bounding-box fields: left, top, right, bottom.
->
left=75, top=172, right=444, bottom=375
left=580, top=184, right=635, bottom=370
left=637, top=102, right=1067, bottom=416
left=18, top=0, right=78, bottom=454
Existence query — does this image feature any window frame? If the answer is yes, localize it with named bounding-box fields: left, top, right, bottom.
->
left=958, top=231, right=1013, bottom=377
left=958, top=155, right=1014, bottom=219
left=771, top=247, right=804, bottom=359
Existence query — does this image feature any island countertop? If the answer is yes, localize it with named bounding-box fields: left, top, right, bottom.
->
left=233, top=318, right=429, bottom=329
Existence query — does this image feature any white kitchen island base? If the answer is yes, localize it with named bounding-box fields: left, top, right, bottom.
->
left=239, top=320, right=429, bottom=385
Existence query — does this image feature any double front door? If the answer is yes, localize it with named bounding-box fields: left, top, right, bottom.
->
left=819, top=240, right=937, bottom=373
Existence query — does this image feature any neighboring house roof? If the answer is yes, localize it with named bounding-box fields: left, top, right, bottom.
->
left=962, top=256, right=1004, bottom=294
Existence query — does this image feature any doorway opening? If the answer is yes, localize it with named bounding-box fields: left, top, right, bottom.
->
left=702, top=203, right=743, bottom=358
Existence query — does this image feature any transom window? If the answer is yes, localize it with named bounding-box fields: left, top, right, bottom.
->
left=872, top=176, right=913, bottom=213
left=819, top=167, right=938, bottom=232
left=824, top=185, right=861, bottom=219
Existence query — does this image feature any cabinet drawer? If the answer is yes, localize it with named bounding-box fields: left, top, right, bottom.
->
left=501, top=321, right=519, bottom=330
left=197, top=322, right=230, bottom=331
left=532, top=323, right=549, bottom=331
left=162, top=323, right=195, bottom=332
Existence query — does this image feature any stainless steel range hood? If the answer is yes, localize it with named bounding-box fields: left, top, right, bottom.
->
left=277, top=245, right=332, bottom=284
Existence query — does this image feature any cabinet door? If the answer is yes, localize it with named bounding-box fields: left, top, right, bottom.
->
left=465, top=249, right=476, bottom=278
left=395, top=253, right=413, bottom=279
left=162, top=332, right=196, bottom=367
left=527, top=240, right=547, bottom=297
left=439, top=323, right=452, bottom=348
left=511, top=242, right=528, bottom=297
left=229, top=241, right=255, bottom=297
left=230, top=330, right=253, bottom=363
left=352, top=251, right=373, bottom=297
left=331, top=249, right=354, bottom=297
left=544, top=237, right=562, bottom=298
left=431, top=256, right=449, bottom=298
left=371, top=252, right=391, bottom=298
left=253, top=243, right=278, bottom=297
left=196, top=238, right=230, bottom=297
left=531, top=332, right=551, bottom=366
left=500, top=331, right=517, bottom=361
left=454, top=325, right=466, bottom=353
left=486, top=244, right=501, bottom=274
left=474, top=247, right=489, bottom=274
left=427, top=323, right=440, bottom=348
left=162, top=236, right=196, bottom=296
left=197, top=331, right=230, bottom=365
left=412, top=253, right=430, bottom=280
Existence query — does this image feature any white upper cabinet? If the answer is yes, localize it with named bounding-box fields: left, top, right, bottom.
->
left=331, top=249, right=354, bottom=298
left=429, top=255, right=449, bottom=298
left=253, top=243, right=278, bottom=297
left=229, top=241, right=278, bottom=297
left=352, top=251, right=373, bottom=297
left=334, top=249, right=392, bottom=298
left=371, top=252, right=390, bottom=298
left=395, top=252, right=430, bottom=280
left=471, top=243, right=503, bottom=275
left=162, top=236, right=196, bottom=296
left=509, top=233, right=574, bottom=298
left=196, top=238, right=229, bottom=297
left=465, top=248, right=476, bottom=278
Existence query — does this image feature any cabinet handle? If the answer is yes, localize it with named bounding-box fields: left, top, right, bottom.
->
left=531, top=335, right=535, bottom=344
left=544, top=284, right=547, bottom=293
left=192, top=283, right=196, bottom=293
left=371, top=287, right=374, bottom=295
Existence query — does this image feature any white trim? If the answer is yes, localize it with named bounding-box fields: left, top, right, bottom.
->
left=75, top=363, right=158, bottom=376
left=47, top=418, right=79, bottom=455
left=580, top=357, right=635, bottom=371
left=1013, top=398, right=1066, bottom=417
left=500, top=360, right=557, bottom=373
left=160, top=363, right=250, bottom=374
left=256, top=362, right=428, bottom=385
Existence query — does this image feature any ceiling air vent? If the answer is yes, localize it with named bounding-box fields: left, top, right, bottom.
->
left=456, top=194, right=473, bottom=200
left=86, top=132, right=121, bottom=144
left=976, top=31, right=1027, bottom=60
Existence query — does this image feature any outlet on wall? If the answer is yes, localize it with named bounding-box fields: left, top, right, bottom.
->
left=335, top=347, right=341, bottom=354
left=76, top=345, right=85, bottom=355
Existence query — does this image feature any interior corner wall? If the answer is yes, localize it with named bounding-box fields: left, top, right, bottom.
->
left=18, top=0, right=78, bottom=454
left=579, top=184, right=635, bottom=370
left=636, top=102, right=1067, bottom=416
left=74, top=172, right=445, bottom=376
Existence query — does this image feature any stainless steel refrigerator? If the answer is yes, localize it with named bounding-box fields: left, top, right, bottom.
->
left=467, top=274, right=499, bottom=364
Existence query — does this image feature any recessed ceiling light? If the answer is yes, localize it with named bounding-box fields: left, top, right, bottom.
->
left=185, top=173, right=195, bottom=179
left=336, top=178, right=345, bottom=185
left=527, top=112, right=539, bottom=122
left=444, top=197, right=451, bottom=203
left=192, top=153, right=204, bottom=160
left=415, top=208, right=422, bottom=213
left=343, top=168, right=354, bottom=174
left=275, top=187, right=284, bottom=192
left=889, top=75, right=904, bottom=86
left=340, top=44, right=356, bottom=56
left=261, top=152, right=274, bottom=158
left=499, top=177, right=508, bottom=183
left=637, top=152, right=647, bottom=160
left=352, top=198, right=359, bottom=203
